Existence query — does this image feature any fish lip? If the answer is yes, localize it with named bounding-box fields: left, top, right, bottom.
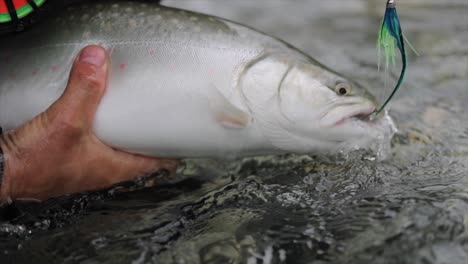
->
left=332, top=106, right=376, bottom=127
left=320, top=100, right=376, bottom=128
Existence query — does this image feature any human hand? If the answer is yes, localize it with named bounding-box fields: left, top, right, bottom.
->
left=0, top=45, right=178, bottom=201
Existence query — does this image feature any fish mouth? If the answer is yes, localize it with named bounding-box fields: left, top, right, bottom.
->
left=320, top=99, right=376, bottom=127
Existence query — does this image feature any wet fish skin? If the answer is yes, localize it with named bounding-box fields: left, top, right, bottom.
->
left=0, top=2, right=377, bottom=158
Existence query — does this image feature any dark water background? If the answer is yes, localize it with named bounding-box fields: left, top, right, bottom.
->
left=1, top=0, right=468, bottom=263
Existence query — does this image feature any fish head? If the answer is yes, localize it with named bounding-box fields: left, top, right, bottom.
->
left=240, top=53, right=383, bottom=153
left=279, top=60, right=378, bottom=134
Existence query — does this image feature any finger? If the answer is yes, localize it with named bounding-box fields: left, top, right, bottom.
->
left=105, top=150, right=179, bottom=183
left=50, top=45, right=109, bottom=128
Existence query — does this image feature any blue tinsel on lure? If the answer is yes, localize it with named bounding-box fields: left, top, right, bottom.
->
left=383, top=7, right=404, bottom=51
left=376, top=2, right=407, bottom=114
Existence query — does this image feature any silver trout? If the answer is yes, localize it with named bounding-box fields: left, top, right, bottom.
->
left=0, top=1, right=381, bottom=158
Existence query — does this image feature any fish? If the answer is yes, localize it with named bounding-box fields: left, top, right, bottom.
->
left=0, top=1, right=383, bottom=158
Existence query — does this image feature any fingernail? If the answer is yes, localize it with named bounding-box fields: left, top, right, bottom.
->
left=79, top=46, right=106, bottom=67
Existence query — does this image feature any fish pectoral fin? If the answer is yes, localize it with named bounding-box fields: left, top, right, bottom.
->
left=208, top=84, right=251, bottom=129
left=216, top=110, right=251, bottom=129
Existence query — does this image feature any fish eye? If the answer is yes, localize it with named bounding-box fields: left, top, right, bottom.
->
left=335, top=82, right=352, bottom=96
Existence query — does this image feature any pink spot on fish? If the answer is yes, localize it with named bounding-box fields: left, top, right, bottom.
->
left=52, top=65, right=59, bottom=72
left=32, top=69, right=38, bottom=76
left=149, top=49, right=156, bottom=56
left=120, top=63, right=126, bottom=70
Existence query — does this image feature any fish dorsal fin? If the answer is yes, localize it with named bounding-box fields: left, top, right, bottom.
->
left=207, top=84, right=251, bottom=129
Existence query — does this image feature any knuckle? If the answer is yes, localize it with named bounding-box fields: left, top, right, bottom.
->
left=73, top=64, right=104, bottom=93
left=74, top=63, right=97, bottom=80
left=83, top=78, right=103, bottom=92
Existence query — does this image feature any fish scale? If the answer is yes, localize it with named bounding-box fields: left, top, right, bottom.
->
left=0, top=1, right=381, bottom=158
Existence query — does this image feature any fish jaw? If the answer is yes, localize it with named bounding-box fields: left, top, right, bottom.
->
left=319, top=99, right=376, bottom=128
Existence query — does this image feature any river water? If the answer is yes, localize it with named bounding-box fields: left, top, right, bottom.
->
left=1, top=0, right=468, bottom=263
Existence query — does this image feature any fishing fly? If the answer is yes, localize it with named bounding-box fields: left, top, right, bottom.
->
left=376, top=0, right=418, bottom=114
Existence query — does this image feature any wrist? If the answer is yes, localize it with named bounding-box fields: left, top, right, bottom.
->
left=0, top=132, right=24, bottom=202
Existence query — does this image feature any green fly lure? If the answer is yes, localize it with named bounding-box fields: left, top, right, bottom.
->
left=376, top=0, right=418, bottom=114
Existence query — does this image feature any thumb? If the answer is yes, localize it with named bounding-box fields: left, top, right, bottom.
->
left=50, top=45, right=110, bottom=128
